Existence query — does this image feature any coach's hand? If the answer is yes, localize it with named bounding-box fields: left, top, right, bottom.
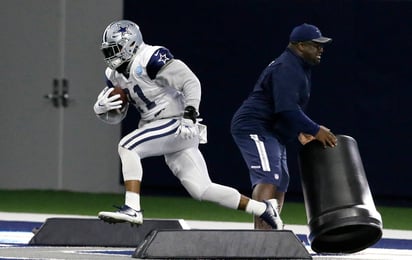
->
left=314, top=125, right=338, bottom=148
left=298, top=133, right=315, bottom=145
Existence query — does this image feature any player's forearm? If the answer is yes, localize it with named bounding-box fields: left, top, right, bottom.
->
left=156, top=59, right=201, bottom=111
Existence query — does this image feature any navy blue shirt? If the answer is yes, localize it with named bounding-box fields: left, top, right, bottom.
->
left=231, top=48, right=320, bottom=144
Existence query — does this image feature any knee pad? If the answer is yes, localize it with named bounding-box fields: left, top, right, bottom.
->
left=165, top=147, right=212, bottom=199
left=200, top=183, right=241, bottom=209
left=179, top=178, right=208, bottom=201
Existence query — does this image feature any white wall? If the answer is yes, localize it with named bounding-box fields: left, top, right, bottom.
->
left=0, top=0, right=125, bottom=193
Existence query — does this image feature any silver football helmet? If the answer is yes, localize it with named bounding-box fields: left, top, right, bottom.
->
left=101, top=20, right=143, bottom=69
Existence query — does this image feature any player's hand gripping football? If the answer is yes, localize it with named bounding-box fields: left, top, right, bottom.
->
left=93, top=87, right=123, bottom=115
left=175, top=106, right=199, bottom=139
left=314, top=125, right=338, bottom=148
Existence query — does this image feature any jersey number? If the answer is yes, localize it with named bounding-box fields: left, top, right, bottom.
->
left=133, top=84, right=156, bottom=111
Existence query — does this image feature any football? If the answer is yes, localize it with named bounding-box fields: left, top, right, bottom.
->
left=109, top=86, right=128, bottom=108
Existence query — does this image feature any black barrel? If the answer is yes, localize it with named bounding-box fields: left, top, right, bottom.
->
left=298, top=135, right=382, bottom=253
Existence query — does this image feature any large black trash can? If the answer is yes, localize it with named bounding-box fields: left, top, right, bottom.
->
left=298, top=135, right=382, bottom=253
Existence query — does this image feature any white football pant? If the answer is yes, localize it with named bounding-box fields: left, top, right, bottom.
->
left=118, top=118, right=241, bottom=209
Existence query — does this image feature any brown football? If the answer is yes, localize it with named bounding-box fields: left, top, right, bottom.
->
left=109, top=87, right=128, bottom=108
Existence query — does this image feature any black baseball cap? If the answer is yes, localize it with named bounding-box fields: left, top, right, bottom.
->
left=289, top=23, right=332, bottom=43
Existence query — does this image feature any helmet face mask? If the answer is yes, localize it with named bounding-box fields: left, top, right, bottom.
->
left=101, top=42, right=123, bottom=69
left=101, top=20, right=143, bottom=69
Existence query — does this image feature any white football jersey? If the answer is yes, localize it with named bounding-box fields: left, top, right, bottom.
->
left=104, top=43, right=201, bottom=123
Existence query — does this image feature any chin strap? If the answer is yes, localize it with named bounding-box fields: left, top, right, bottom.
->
left=115, top=61, right=132, bottom=77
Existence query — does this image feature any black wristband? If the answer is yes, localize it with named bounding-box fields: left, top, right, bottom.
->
left=183, top=106, right=198, bottom=123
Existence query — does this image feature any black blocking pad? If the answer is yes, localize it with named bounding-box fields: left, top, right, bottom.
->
left=133, top=229, right=312, bottom=259
left=29, top=218, right=185, bottom=247
left=299, top=135, right=382, bottom=253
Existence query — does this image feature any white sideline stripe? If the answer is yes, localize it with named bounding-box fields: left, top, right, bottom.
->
left=0, top=212, right=93, bottom=222
left=1, top=211, right=412, bottom=240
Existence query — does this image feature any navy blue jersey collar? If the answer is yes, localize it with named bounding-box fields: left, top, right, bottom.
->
left=285, top=47, right=312, bottom=69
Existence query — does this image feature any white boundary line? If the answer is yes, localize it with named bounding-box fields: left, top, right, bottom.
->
left=1, top=212, right=412, bottom=259
left=1, top=211, right=412, bottom=239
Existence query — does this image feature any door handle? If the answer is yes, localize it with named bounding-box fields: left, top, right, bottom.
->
left=44, top=78, right=70, bottom=108
left=61, top=78, right=69, bottom=107
left=44, top=79, right=60, bottom=107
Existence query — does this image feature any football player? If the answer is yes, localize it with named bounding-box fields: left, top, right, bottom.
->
left=93, top=20, right=283, bottom=229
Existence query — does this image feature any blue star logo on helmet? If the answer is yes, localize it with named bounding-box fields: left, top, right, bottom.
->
left=116, top=24, right=132, bottom=37
left=118, top=26, right=128, bottom=33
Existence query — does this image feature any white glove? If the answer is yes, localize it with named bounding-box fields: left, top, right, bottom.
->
left=93, top=87, right=123, bottom=115
left=175, top=118, right=199, bottom=139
